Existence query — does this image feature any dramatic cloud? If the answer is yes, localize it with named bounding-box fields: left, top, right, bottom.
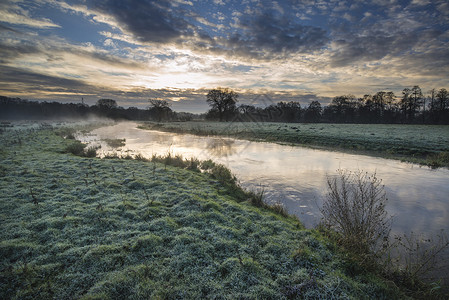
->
left=0, top=65, right=95, bottom=97
left=222, top=11, right=328, bottom=59
left=0, top=0, right=448, bottom=112
left=91, top=0, right=193, bottom=44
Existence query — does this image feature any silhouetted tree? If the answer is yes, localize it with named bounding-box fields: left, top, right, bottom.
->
left=431, top=88, right=449, bottom=124
left=358, top=94, right=374, bottom=123
left=436, top=88, right=448, bottom=111
left=238, top=104, right=257, bottom=121
left=411, top=85, right=423, bottom=110
left=304, top=101, right=322, bottom=122
left=276, top=101, right=301, bottom=122
left=96, top=99, right=117, bottom=109
left=325, top=95, right=357, bottom=123
left=238, top=104, right=256, bottom=115
left=148, top=99, right=172, bottom=122
left=400, top=86, right=423, bottom=123
left=400, top=88, right=412, bottom=122
left=206, top=88, right=238, bottom=121
left=371, top=91, right=397, bottom=123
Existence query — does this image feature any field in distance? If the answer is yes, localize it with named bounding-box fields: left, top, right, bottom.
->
left=139, top=122, right=449, bottom=168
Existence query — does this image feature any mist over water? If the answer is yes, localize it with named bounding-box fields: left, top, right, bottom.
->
left=80, top=122, right=449, bottom=237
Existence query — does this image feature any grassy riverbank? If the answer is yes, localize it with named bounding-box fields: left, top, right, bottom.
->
left=139, top=121, right=449, bottom=168
left=0, top=123, right=441, bottom=299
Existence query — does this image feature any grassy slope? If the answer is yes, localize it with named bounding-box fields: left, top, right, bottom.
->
left=0, top=126, right=408, bottom=299
left=139, top=122, right=449, bottom=168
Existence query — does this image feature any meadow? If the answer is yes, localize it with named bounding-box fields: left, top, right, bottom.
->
left=0, top=123, right=417, bottom=299
left=139, top=122, right=449, bottom=168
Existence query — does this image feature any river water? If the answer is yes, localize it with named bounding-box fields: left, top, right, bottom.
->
left=81, top=122, right=449, bottom=238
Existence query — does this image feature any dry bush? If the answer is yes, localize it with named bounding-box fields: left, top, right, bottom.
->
left=394, top=230, right=449, bottom=282
left=321, top=169, right=392, bottom=255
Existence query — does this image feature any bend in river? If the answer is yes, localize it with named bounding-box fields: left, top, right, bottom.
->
left=80, top=122, right=449, bottom=237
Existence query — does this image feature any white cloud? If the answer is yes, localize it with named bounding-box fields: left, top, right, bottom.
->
left=411, top=0, right=430, bottom=6
left=0, top=2, right=60, bottom=28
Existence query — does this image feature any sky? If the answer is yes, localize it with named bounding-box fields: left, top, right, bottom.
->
left=0, top=0, right=448, bottom=113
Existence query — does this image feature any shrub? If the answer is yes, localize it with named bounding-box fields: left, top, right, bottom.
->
left=268, top=201, right=289, bottom=217
left=134, top=153, right=148, bottom=161
left=210, top=163, right=236, bottom=185
left=200, top=159, right=216, bottom=171
left=65, top=141, right=86, bottom=156
left=103, top=138, right=126, bottom=148
left=247, top=187, right=265, bottom=207
left=394, top=230, right=449, bottom=282
left=186, top=157, right=200, bottom=172
left=320, top=169, right=391, bottom=256
left=85, top=146, right=98, bottom=158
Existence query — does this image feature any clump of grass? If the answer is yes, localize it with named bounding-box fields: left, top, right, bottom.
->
left=85, top=146, right=99, bottom=158
left=209, top=163, right=236, bottom=185
left=268, top=200, right=289, bottom=217
left=247, top=187, right=290, bottom=217
left=200, top=159, right=215, bottom=171
left=64, top=140, right=99, bottom=157
left=104, top=152, right=120, bottom=159
left=186, top=157, right=200, bottom=172
left=247, top=186, right=265, bottom=207
left=103, top=138, right=126, bottom=148
left=134, top=153, right=148, bottom=161
left=427, top=151, right=449, bottom=168
left=64, top=140, right=86, bottom=156
left=149, top=153, right=199, bottom=172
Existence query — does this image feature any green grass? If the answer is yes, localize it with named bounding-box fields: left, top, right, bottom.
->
left=0, top=125, right=425, bottom=299
left=139, top=121, right=449, bottom=168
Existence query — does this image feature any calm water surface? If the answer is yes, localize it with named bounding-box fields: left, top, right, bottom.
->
left=81, top=122, right=449, bottom=237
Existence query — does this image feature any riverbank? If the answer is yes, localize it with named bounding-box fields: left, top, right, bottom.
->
left=139, top=121, right=449, bottom=168
left=0, top=123, right=423, bottom=299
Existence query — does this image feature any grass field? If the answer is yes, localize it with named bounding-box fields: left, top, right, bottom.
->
left=0, top=124, right=417, bottom=299
left=139, top=122, right=449, bottom=168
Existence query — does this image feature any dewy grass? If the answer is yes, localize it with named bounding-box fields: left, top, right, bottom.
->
left=0, top=124, right=430, bottom=299
left=139, top=121, right=449, bottom=168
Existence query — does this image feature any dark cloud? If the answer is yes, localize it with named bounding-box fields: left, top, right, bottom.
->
left=330, top=33, right=416, bottom=67
left=328, top=0, right=449, bottom=68
left=91, top=0, right=193, bottom=44
left=0, top=40, right=40, bottom=63
left=329, top=25, right=448, bottom=69
left=0, top=34, right=142, bottom=70
left=0, top=65, right=95, bottom=95
left=86, top=0, right=328, bottom=60
left=0, top=23, right=19, bottom=33
left=223, top=12, right=328, bottom=59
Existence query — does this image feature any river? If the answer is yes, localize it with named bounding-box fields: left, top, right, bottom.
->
left=80, top=121, right=449, bottom=239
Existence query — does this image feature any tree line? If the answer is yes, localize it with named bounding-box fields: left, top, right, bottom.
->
left=205, top=86, right=449, bottom=124
left=0, top=97, right=195, bottom=122
left=1, top=85, right=448, bottom=124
